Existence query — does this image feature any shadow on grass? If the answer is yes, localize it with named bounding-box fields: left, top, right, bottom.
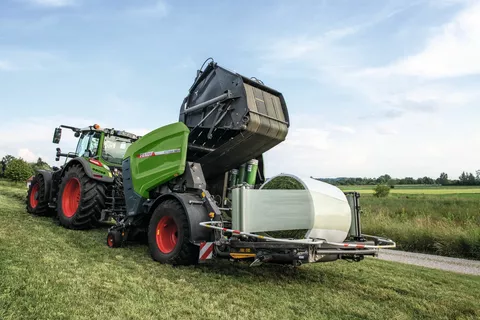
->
left=186, top=258, right=333, bottom=284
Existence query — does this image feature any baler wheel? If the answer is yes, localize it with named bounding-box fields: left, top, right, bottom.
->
left=26, top=174, right=51, bottom=216
left=148, top=199, right=199, bottom=265
left=56, top=164, right=106, bottom=230
left=107, top=230, right=123, bottom=248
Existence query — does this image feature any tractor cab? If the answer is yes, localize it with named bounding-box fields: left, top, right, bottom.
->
left=52, top=124, right=139, bottom=168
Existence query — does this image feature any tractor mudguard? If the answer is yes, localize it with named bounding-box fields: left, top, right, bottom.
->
left=35, top=170, right=53, bottom=202
left=148, top=193, right=213, bottom=243
left=64, top=157, right=114, bottom=183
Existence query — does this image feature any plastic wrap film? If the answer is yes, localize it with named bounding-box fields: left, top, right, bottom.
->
left=231, top=174, right=352, bottom=243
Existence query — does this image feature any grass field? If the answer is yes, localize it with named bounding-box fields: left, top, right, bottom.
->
left=1, top=182, right=480, bottom=319
left=339, top=185, right=480, bottom=259
left=341, top=185, right=480, bottom=194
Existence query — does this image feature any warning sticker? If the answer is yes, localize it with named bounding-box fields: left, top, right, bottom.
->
left=137, top=148, right=181, bottom=159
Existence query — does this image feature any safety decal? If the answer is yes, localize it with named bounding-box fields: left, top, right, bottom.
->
left=199, top=242, right=214, bottom=260
left=136, top=148, right=181, bottom=159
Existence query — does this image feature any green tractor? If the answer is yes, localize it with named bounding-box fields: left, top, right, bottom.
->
left=26, top=124, right=139, bottom=229
left=26, top=58, right=395, bottom=267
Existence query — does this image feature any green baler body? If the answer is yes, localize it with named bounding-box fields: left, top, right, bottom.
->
left=123, top=122, right=189, bottom=198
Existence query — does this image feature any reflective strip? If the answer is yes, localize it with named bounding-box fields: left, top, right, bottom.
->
left=137, top=149, right=181, bottom=159
left=199, top=221, right=396, bottom=248
left=199, top=242, right=214, bottom=260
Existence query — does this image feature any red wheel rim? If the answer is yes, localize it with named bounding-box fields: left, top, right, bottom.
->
left=29, top=183, right=39, bottom=208
left=107, top=235, right=114, bottom=247
left=62, top=178, right=81, bottom=218
left=155, top=216, right=178, bottom=254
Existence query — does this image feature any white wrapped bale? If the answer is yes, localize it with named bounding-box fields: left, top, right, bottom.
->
left=231, top=174, right=352, bottom=243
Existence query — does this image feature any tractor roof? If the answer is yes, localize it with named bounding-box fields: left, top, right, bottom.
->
left=60, top=124, right=139, bottom=140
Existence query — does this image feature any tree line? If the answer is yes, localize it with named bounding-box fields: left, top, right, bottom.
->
left=0, top=155, right=51, bottom=182
left=316, top=172, right=480, bottom=186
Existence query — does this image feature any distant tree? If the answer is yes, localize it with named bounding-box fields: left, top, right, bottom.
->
left=458, top=171, right=477, bottom=186
left=468, top=173, right=476, bottom=185
left=1, top=155, right=16, bottom=178
left=373, top=184, right=390, bottom=197
left=377, top=174, right=391, bottom=184
left=30, top=157, right=51, bottom=171
left=5, top=158, right=34, bottom=182
left=388, top=178, right=398, bottom=186
left=1, top=154, right=16, bottom=166
left=422, top=176, right=434, bottom=185
left=436, top=172, right=449, bottom=185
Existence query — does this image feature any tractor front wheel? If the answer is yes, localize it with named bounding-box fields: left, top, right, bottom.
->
left=26, top=174, right=51, bottom=216
left=147, top=199, right=198, bottom=265
left=57, top=164, right=106, bottom=230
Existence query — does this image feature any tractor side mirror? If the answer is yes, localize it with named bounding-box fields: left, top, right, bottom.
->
left=53, top=128, right=62, bottom=144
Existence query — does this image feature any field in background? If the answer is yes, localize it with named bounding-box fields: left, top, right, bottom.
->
left=341, top=185, right=480, bottom=194
left=340, top=185, right=480, bottom=259
left=0, top=182, right=479, bottom=320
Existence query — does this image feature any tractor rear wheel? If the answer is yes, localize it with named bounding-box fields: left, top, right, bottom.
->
left=57, top=164, right=106, bottom=230
left=147, top=199, right=198, bottom=265
left=26, top=174, right=51, bottom=216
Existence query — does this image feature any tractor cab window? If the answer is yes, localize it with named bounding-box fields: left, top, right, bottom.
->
left=75, top=132, right=101, bottom=158
left=102, top=135, right=133, bottom=165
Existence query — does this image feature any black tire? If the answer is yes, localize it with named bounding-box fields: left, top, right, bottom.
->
left=26, top=174, right=52, bottom=216
left=107, top=230, right=123, bottom=248
left=148, top=199, right=199, bottom=265
left=56, top=164, right=107, bottom=230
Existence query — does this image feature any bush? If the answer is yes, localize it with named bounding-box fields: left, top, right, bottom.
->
left=5, top=158, right=34, bottom=182
left=373, top=184, right=390, bottom=197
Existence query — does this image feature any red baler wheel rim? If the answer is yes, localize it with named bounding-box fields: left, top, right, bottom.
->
left=156, top=216, right=178, bottom=254
left=62, top=178, right=81, bottom=218
left=107, top=235, right=114, bottom=247
left=29, top=183, right=39, bottom=209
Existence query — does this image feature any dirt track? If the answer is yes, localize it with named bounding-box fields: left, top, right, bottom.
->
left=376, top=249, right=480, bottom=276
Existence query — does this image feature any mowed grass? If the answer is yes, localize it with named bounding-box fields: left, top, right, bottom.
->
left=0, top=183, right=480, bottom=319
left=339, top=185, right=480, bottom=259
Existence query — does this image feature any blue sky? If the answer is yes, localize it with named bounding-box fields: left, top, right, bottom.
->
left=1, top=0, right=479, bottom=179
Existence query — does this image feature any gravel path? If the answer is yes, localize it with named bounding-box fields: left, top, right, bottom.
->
left=376, top=249, right=480, bottom=276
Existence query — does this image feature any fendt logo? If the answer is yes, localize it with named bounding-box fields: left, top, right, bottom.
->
left=137, top=149, right=181, bottom=159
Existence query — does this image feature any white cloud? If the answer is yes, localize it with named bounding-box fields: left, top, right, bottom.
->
left=375, top=125, right=398, bottom=136
left=0, top=60, right=15, bottom=71
left=366, top=1, right=480, bottom=78
left=0, top=50, right=67, bottom=72
left=0, top=116, right=94, bottom=166
left=18, top=148, right=38, bottom=162
left=26, top=0, right=76, bottom=7
left=264, top=111, right=480, bottom=179
left=254, top=1, right=480, bottom=179
left=328, top=125, right=355, bottom=134
left=125, top=0, right=169, bottom=18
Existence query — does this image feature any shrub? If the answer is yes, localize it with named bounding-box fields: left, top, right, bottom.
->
left=5, top=158, right=34, bottom=182
left=373, top=184, right=390, bottom=197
